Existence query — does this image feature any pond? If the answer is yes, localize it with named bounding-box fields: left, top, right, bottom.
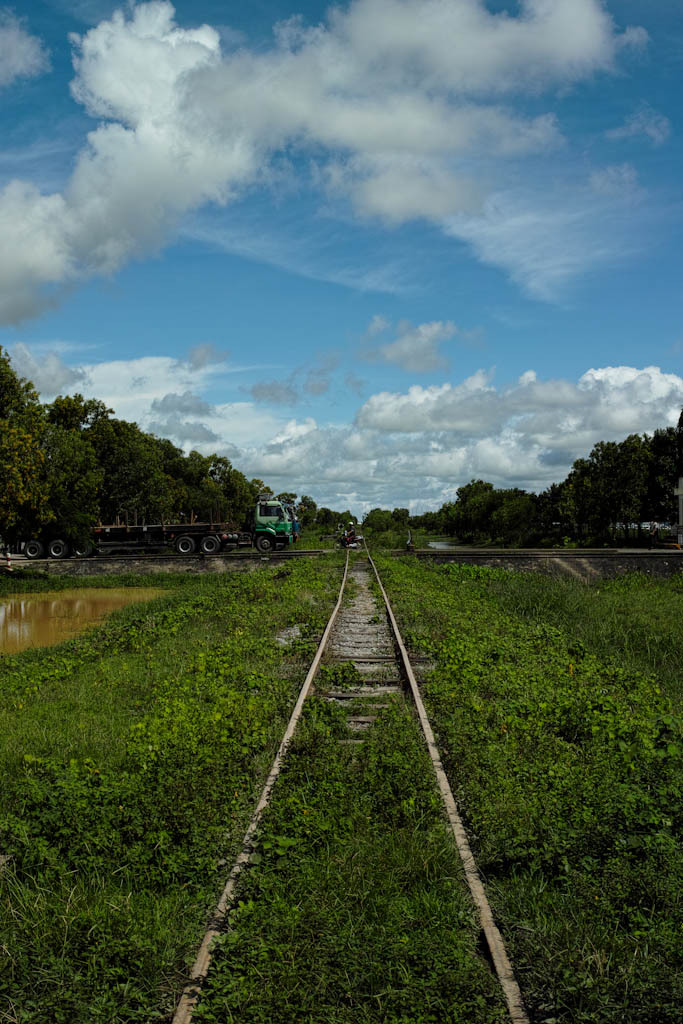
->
left=0, top=589, right=164, bottom=654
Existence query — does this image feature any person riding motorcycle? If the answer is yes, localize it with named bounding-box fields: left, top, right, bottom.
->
left=341, top=522, right=357, bottom=547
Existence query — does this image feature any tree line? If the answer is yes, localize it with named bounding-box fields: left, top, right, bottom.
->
left=3, top=345, right=681, bottom=548
left=407, top=418, right=683, bottom=546
left=0, top=347, right=359, bottom=547
left=0, top=348, right=272, bottom=546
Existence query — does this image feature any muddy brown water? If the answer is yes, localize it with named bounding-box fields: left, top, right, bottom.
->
left=0, top=589, right=164, bottom=654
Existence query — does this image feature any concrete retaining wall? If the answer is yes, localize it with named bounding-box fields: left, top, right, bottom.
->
left=12, top=553, right=299, bottom=577
left=413, top=548, right=683, bottom=580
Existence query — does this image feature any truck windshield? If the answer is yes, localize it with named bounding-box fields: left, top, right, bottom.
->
left=259, top=504, right=283, bottom=519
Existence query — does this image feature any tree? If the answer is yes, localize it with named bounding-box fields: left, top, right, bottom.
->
left=534, top=482, right=570, bottom=542
left=0, top=348, right=48, bottom=542
left=450, top=480, right=499, bottom=543
left=0, top=346, right=42, bottom=425
left=88, top=418, right=169, bottom=523
left=490, top=490, right=536, bottom=546
left=47, top=394, right=112, bottom=431
left=210, top=457, right=255, bottom=525
left=362, top=508, right=394, bottom=533
left=296, top=495, right=317, bottom=526
left=0, top=424, right=48, bottom=539
left=315, top=507, right=337, bottom=529
left=39, top=425, right=102, bottom=544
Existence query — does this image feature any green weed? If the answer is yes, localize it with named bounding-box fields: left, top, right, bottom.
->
left=0, top=558, right=344, bottom=1022
left=374, top=556, right=683, bottom=1024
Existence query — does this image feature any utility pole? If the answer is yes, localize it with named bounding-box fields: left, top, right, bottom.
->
left=675, top=477, right=683, bottom=546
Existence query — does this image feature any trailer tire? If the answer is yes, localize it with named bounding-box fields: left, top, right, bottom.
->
left=48, top=538, right=70, bottom=559
left=200, top=535, right=221, bottom=555
left=256, top=535, right=274, bottom=553
left=175, top=535, right=196, bottom=555
left=74, top=542, right=94, bottom=557
left=24, top=539, right=44, bottom=560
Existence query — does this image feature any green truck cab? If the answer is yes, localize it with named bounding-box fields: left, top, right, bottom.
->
left=254, top=496, right=294, bottom=552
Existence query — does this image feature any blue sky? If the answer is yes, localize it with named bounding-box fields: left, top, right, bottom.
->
left=1, top=1, right=682, bottom=514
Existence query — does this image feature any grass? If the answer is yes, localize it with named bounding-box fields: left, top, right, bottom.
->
left=0, top=558, right=343, bottom=1023
left=485, top=569, right=683, bottom=704
left=194, top=700, right=507, bottom=1024
left=5, top=555, right=681, bottom=1022
left=373, top=557, right=683, bottom=1024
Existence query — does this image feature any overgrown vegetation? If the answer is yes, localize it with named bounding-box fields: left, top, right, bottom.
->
left=487, top=569, right=683, bottom=705
left=0, top=558, right=342, bottom=1023
left=194, top=700, right=507, bottom=1024
left=375, top=556, right=683, bottom=1023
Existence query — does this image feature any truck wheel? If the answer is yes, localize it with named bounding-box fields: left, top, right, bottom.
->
left=24, top=539, right=44, bottom=560
left=175, top=535, right=196, bottom=555
left=74, top=542, right=94, bottom=557
left=48, top=538, right=70, bottom=559
left=200, top=535, right=221, bottom=554
left=256, top=535, right=274, bottom=553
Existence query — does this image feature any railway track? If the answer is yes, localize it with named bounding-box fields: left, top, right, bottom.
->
left=172, top=548, right=529, bottom=1024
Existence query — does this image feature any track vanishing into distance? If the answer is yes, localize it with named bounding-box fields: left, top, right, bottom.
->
left=172, top=548, right=529, bottom=1024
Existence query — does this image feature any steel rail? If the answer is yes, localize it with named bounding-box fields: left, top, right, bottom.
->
left=171, top=550, right=350, bottom=1024
left=365, top=546, right=530, bottom=1024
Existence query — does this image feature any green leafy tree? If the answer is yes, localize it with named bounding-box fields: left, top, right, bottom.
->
left=0, top=348, right=48, bottom=542
left=47, top=394, right=112, bottom=431
left=449, top=480, right=500, bottom=543
left=177, top=450, right=226, bottom=522
left=39, top=425, right=103, bottom=544
left=534, top=482, right=570, bottom=542
left=490, top=490, right=537, bottom=546
left=88, top=418, right=169, bottom=523
left=209, top=457, right=254, bottom=525
left=296, top=495, right=317, bottom=526
left=315, top=507, right=337, bottom=529
left=362, top=508, right=394, bottom=533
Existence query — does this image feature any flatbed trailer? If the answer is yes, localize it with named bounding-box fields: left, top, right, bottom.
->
left=20, top=496, right=295, bottom=559
left=21, top=522, right=251, bottom=559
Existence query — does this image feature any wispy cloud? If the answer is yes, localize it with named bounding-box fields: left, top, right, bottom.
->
left=184, top=217, right=413, bottom=296
left=607, top=102, right=671, bottom=146
left=445, top=175, right=654, bottom=301
left=0, top=10, right=50, bottom=88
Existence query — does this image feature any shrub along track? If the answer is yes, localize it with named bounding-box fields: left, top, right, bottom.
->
left=173, top=550, right=527, bottom=1024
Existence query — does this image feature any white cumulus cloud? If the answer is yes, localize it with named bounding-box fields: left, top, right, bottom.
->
left=8, top=341, right=682, bottom=511
left=232, top=365, right=683, bottom=512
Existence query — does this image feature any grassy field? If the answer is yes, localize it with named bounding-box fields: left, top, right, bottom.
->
left=374, top=557, right=683, bottom=1024
left=485, top=569, right=683, bottom=705
left=0, top=560, right=343, bottom=1023
left=3, top=558, right=681, bottom=1023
